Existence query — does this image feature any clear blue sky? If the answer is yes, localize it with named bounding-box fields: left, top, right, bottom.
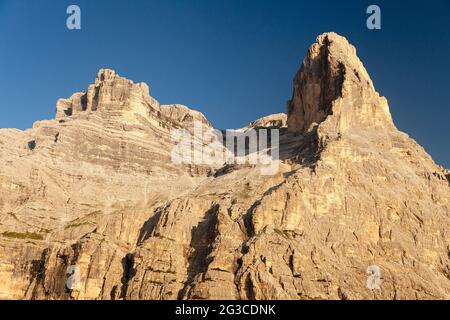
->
left=0, top=0, right=449, bottom=168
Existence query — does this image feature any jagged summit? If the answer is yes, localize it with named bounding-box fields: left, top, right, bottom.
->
left=55, top=68, right=157, bottom=121
left=94, top=69, right=120, bottom=83
left=287, top=32, right=393, bottom=134
left=55, top=69, right=211, bottom=129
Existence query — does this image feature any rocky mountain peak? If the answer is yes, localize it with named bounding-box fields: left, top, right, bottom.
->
left=93, top=69, right=150, bottom=97
left=95, top=68, right=118, bottom=83
left=54, top=69, right=212, bottom=131
left=243, top=113, right=287, bottom=131
left=287, top=32, right=394, bottom=135
left=56, top=69, right=158, bottom=122
left=0, top=33, right=448, bottom=301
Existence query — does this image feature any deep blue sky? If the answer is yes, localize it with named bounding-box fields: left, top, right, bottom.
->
left=0, top=0, right=449, bottom=168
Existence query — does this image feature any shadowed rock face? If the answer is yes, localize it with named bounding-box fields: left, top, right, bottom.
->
left=0, top=32, right=449, bottom=300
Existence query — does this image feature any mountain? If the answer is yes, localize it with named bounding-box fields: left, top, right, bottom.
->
left=0, top=32, right=448, bottom=300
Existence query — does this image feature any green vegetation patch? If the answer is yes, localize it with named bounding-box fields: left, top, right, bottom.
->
left=64, top=221, right=95, bottom=229
left=1, top=231, right=44, bottom=240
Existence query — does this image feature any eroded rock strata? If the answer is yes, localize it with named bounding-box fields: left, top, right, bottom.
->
left=0, top=32, right=448, bottom=300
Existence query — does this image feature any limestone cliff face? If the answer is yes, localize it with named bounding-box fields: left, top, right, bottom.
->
left=0, top=69, right=214, bottom=299
left=0, top=33, right=449, bottom=300
left=287, top=32, right=393, bottom=135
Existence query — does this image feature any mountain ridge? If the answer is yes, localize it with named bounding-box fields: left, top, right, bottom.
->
left=0, top=32, right=448, bottom=300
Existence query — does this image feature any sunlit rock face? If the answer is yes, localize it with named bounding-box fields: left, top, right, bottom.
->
left=287, top=32, right=393, bottom=135
left=0, top=33, right=449, bottom=300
